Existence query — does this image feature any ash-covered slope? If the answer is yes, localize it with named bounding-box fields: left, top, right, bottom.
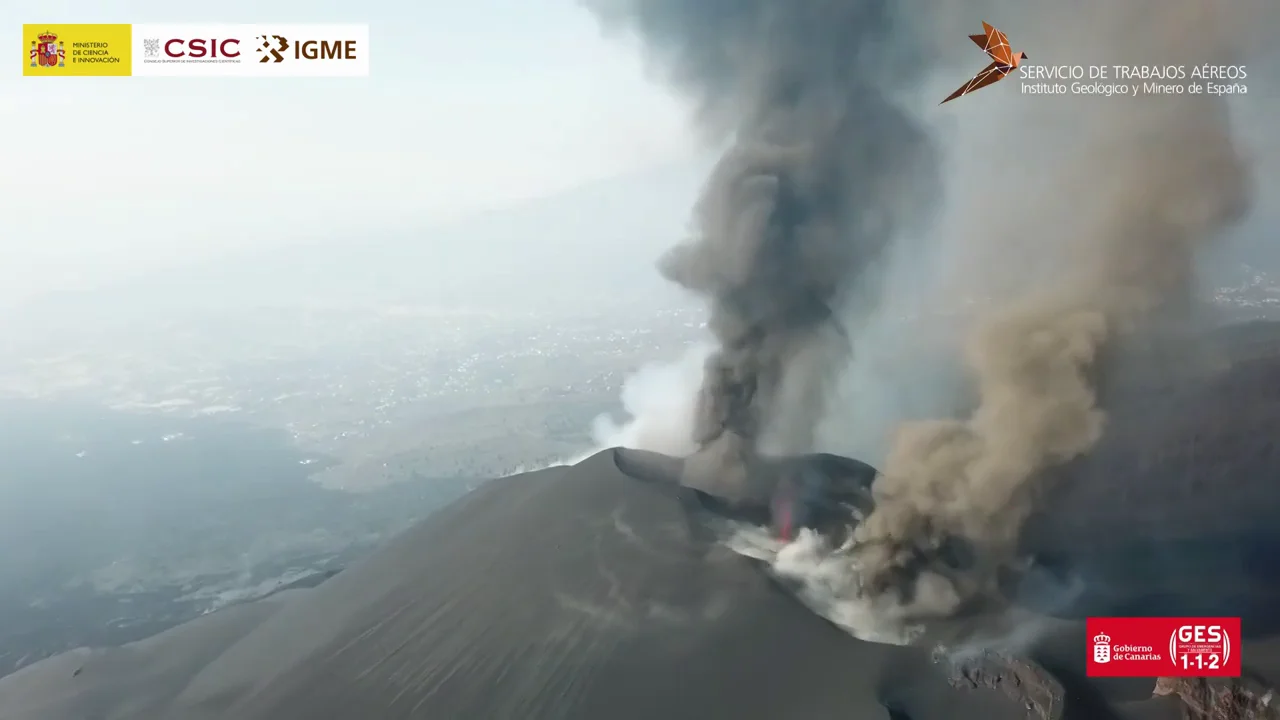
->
left=1008, top=321, right=1280, bottom=632
left=0, top=449, right=1031, bottom=720
left=1030, top=320, right=1280, bottom=545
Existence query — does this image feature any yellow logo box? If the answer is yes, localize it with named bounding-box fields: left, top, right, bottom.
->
left=23, top=24, right=132, bottom=76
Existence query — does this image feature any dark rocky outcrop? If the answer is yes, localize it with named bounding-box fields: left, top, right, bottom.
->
left=934, top=649, right=1066, bottom=720
left=1154, top=676, right=1280, bottom=720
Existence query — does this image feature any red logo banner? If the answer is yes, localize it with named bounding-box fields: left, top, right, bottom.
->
left=1086, top=617, right=1241, bottom=677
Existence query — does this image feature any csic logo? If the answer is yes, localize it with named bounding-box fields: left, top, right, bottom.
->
left=163, top=38, right=240, bottom=59
left=255, top=34, right=358, bottom=63
left=29, top=30, right=65, bottom=68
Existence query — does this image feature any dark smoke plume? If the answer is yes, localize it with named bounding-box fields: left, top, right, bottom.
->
left=582, top=0, right=939, bottom=499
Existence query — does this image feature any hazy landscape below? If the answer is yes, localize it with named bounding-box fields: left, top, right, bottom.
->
left=0, top=162, right=714, bottom=678
left=0, top=295, right=711, bottom=677
left=0, top=158, right=1275, bottom=681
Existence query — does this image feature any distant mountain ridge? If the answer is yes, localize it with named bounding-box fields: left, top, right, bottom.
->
left=11, top=158, right=713, bottom=329
left=7, top=155, right=1272, bottom=332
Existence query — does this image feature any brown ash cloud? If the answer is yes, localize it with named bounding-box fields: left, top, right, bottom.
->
left=848, top=0, right=1266, bottom=623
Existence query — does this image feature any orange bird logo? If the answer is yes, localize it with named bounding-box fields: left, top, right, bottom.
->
left=940, top=22, right=1028, bottom=104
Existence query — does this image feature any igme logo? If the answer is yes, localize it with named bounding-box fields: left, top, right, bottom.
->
left=255, top=34, right=358, bottom=63
left=257, top=34, right=289, bottom=63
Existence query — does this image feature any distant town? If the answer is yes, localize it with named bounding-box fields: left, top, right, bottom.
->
left=0, top=304, right=709, bottom=486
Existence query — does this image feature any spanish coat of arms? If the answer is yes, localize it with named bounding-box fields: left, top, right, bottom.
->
left=30, top=32, right=66, bottom=68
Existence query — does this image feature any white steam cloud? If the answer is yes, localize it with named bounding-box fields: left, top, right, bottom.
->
left=589, top=343, right=713, bottom=457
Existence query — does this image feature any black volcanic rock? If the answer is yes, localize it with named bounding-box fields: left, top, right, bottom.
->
left=0, top=448, right=1032, bottom=720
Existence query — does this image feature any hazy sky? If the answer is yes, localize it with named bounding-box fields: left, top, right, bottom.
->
left=0, top=0, right=698, bottom=305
